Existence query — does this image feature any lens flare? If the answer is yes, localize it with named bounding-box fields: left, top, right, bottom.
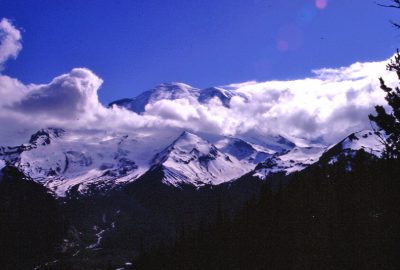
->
left=276, top=24, right=303, bottom=52
left=277, top=40, right=289, bottom=52
left=315, top=0, right=328, bottom=9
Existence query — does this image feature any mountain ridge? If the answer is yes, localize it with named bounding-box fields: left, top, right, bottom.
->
left=0, top=126, right=382, bottom=198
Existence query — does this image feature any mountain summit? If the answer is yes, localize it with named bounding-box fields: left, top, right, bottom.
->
left=151, top=131, right=249, bottom=187
left=108, top=82, right=245, bottom=113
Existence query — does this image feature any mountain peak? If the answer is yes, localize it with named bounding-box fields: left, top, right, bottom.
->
left=109, top=83, right=199, bottom=113
left=29, top=128, right=65, bottom=146
left=326, top=129, right=383, bottom=158
left=156, top=82, right=194, bottom=90
left=150, top=82, right=199, bottom=99
left=170, top=131, right=211, bottom=154
left=108, top=82, right=246, bottom=113
left=150, top=131, right=250, bottom=187
left=177, top=130, right=203, bottom=141
left=198, top=87, right=235, bottom=107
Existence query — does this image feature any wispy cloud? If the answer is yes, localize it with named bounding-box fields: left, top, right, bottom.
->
left=0, top=18, right=22, bottom=70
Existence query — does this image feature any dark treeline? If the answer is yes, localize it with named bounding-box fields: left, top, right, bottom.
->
left=0, top=166, right=67, bottom=270
left=50, top=168, right=265, bottom=270
left=135, top=150, right=400, bottom=270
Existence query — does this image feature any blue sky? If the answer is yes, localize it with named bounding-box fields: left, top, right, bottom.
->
left=0, top=0, right=399, bottom=104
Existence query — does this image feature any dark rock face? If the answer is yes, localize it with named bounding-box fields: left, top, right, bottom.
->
left=29, top=128, right=65, bottom=146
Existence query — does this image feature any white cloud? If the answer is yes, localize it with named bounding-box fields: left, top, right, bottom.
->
left=145, top=99, right=200, bottom=121
left=0, top=74, right=27, bottom=105
left=226, top=60, right=395, bottom=143
left=0, top=18, right=22, bottom=69
left=11, top=68, right=104, bottom=119
left=0, top=18, right=397, bottom=146
left=0, top=59, right=394, bottom=146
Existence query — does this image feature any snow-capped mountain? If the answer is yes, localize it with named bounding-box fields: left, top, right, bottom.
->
left=108, top=83, right=198, bottom=113
left=197, top=87, right=242, bottom=108
left=253, top=145, right=326, bottom=180
left=151, top=131, right=260, bottom=187
left=321, top=130, right=383, bottom=163
left=253, top=130, right=382, bottom=180
left=214, top=137, right=273, bottom=164
left=0, top=128, right=277, bottom=196
left=108, top=82, right=246, bottom=113
left=0, top=78, right=385, bottom=198
left=0, top=124, right=384, bottom=197
left=0, top=128, right=172, bottom=196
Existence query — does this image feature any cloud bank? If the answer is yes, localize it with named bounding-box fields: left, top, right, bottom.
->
left=0, top=18, right=396, bottom=146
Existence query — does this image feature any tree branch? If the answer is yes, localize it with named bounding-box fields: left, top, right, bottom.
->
left=377, top=0, right=400, bottom=8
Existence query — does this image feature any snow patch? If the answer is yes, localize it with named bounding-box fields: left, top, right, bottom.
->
left=254, top=146, right=325, bottom=179
left=0, top=159, right=5, bottom=170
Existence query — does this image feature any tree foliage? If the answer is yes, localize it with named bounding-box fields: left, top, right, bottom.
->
left=369, top=51, right=400, bottom=159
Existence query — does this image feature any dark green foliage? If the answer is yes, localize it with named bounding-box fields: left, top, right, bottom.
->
left=134, top=152, right=400, bottom=270
left=369, top=51, right=400, bottom=159
left=0, top=166, right=67, bottom=270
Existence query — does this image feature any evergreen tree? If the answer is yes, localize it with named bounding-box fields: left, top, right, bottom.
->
left=369, top=51, right=400, bottom=159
